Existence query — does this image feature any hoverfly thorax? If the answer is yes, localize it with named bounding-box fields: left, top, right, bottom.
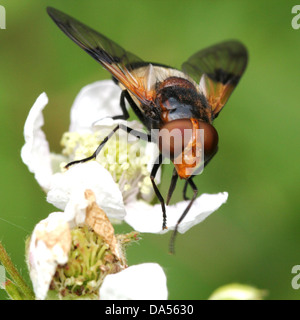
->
left=155, top=76, right=209, bottom=123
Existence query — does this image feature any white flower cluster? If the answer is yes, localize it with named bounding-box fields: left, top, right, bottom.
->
left=21, top=80, right=228, bottom=300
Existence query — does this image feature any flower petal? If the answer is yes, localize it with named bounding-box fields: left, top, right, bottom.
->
left=99, top=263, right=168, bottom=300
left=125, top=192, right=228, bottom=234
left=69, top=80, right=123, bottom=132
left=21, top=93, right=53, bottom=191
left=28, top=212, right=71, bottom=300
left=47, top=162, right=126, bottom=221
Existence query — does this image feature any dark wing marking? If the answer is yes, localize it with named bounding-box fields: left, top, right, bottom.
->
left=182, top=40, right=248, bottom=118
left=47, top=7, right=152, bottom=106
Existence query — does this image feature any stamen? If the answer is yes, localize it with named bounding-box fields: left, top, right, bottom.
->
left=61, top=128, right=154, bottom=203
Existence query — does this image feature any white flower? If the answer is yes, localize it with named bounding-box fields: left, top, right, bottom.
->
left=22, top=79, right=229, bottom=299
left=99, top=263, right=168, bottom=300
left=125, top=192, right=228, bottom=234
left=27, top=190, right=167, bottom=300
left=47, top=162, right=126, bottom=221
left=21, top=80, right=228, bottom=236
left=28, top=211, right=72, bottom=300
left=69, top=80, right=124, bottom=132
left=21, top=92, right=55, bottom=191
left=27, top=189, right=125, bottom=300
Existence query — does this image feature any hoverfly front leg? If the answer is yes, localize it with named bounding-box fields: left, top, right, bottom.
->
left=183, top=180, right=190, bottom=201
left=65, top=123, right=151, bottom=169
left=110, top=90, right=130, bottom=120
left=167, top=168, right=178, bottom=205
left=170, top=177, right=198, bottom=254
left=150, top=154, right=167, bottom=230
left=182, top=147, right=218, bottom=201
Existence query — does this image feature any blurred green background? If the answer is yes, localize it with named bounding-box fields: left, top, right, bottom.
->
left=0, top=0, right=299, bottom=300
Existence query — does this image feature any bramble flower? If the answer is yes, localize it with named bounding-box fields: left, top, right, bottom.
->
left=21, top=80, right=168, bottom=300
left=125, top=192, right=228, bottom=234
left=27, top=189, right=168, bottom=300
left=99, top=263, right=168, bottom=300
left=20, top=80, right=228, bottom=300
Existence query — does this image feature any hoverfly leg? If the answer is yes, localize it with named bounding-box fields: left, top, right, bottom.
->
left=150, top=154, right=167, bottom=229
left=123, top=90, right=149, bottom=125
left=65, top=124, right=150, bottom=169
left=118, top=124, right=151, bottom=141
left=183, top=180, right=190, bottom=201
left=111, top=90, right=130, bottom=120
left=169, top=178, right=198, bottom=254
left=182, top=147, right=218, bottom=201
left=64, top=154, right=96, bottom=169
left=65, top=125, right=120, bottom=169
left=166, top=168, right=178, bottom=205
left=112, top=90, right=151, bottom=126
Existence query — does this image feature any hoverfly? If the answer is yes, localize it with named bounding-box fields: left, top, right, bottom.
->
left=47, top=7, right=248, bottom=253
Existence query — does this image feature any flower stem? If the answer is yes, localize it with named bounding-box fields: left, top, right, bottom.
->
left=0, top=242, right=35, bottom=300
left=3, top=280, right=24, bottom=300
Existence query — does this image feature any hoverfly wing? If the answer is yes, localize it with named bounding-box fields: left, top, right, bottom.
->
left=47, top=7, right=152, bottom=106
left=182, top=40, right=248, bottom=118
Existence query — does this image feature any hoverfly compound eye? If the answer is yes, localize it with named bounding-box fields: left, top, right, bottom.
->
left=198, top=121, right=219, bottom=160
left=158, top=119, right=193, bottom=160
